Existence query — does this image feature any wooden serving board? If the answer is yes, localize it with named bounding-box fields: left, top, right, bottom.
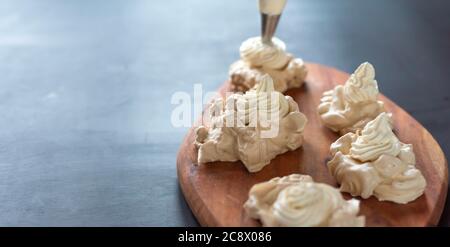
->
left=177, top=63, right=448, bottom=227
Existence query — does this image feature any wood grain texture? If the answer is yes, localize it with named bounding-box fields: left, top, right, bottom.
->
left=177, top=63, right=448, bottom=227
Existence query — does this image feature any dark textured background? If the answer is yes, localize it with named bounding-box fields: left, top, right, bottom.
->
left=0, top=0, right=449, bottom=226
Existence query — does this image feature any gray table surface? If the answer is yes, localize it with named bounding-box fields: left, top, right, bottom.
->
left=0, top=0, right=449, bottom=226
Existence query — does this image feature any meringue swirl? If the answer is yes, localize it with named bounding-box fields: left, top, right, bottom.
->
left=317, top=62, right=385, bottom=134
left=350, top=113, right=401, bottom=162
left=195, top=75, right=307, bottom=173
left=244, top=174, right=365, bottom=227
left=343, top=62, right=379, bottom=104
left=374, top=167, right=427, bottom=203
left=272, top=183, right=340, bottom=227
left=328, top=113, right=427, bottom=204
left=240, top=74, right=290, bottom=125
left=244, top=174, right=313, bottom=219
left=240, top=37, right=290, bottom=70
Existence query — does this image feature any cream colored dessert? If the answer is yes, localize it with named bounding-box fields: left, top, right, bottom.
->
left=229, top=37, right=307, bottom=93
left=318, top=62, right=385, bottom=134
left=328, top=113, right=426, bottom=204
left=195, top=75, right=307, bottom=173
left=244, top=174, right=365, bottom=227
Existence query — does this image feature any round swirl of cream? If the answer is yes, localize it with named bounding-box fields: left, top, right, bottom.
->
left=272, top=183, right=342, bottom=227
left=240, top=37, right=290, bottom=69
left=374, top=167, right=427, bottom=204
left=244, top=174, right=313, bottom=219
left=344, top=62, right=379, bottom=104
left=350, top=113, right=401, bottom=162
left=239, top=75, right=290, bottom=125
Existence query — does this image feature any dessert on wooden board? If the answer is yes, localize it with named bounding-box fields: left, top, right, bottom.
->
left=318, top=62, right=385, bottom=135
left=244, top=174, right=365, bottom=227
left=177, top=0, right=448, bottom=227
left=328, top=112, right=427, bottom=204
left=177, top=63, right=448, bottom=227
left=229, top=0, right=306, bottom=93
left=229, top=37, right=307, bottom=93
left=195, top=75, right=307, bottom=173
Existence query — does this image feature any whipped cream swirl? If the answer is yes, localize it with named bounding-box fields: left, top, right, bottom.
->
left=244, top=174, right=365, bottom=227
left=328, top=113, right=427, bottom=204
left=240, top=75, right=290, bottom=125
left=344, top=62, right=379, bottom=104
left=350, top=113, right=401, bottom=162
left=272, top=183, right=342, bottom=227
left=240, top=37, right=290, bottom=70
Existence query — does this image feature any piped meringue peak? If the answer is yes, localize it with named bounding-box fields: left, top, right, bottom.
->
left=328, top=113, right=427, bottom=204
left=240, top=37, right=290, bottom=70
left=244, top=74, right=290, bottom=125
left=195, top=75, right=307, bottom=173
left=344, top=62, right=379, bottom=104
left=350, top=113, right=401, bottom=162
left=318, top=62, right=385, bottom=134
left=244, top=174, right=365, bottom=227
left=229, top=37, right=307, bottom=92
